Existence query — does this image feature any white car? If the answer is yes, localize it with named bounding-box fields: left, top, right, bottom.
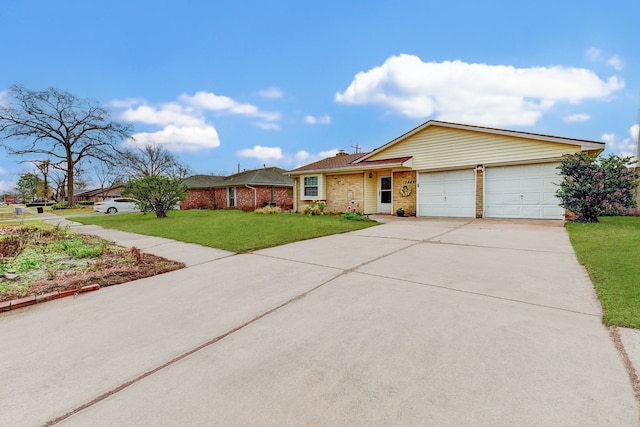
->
left=94, top=198, right=141, bottom=214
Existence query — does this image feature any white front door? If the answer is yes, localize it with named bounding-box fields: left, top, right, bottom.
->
left=378, top=176, right=392, bottom=213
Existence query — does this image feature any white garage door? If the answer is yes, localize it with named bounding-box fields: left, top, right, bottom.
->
left=484, top=163, right=564, bottom=219
left=418, top=170, right=476, bottom=217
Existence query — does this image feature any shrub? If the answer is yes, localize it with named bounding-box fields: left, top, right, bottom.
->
left=301, top=200, right=326, bottom=216
left=342, top=212, right=371, bottom=221
left=51, top=202, right=69, bottom=210
left=255, top=205, right=282, bottom=214
left=556, top=153, right=639, bottom=222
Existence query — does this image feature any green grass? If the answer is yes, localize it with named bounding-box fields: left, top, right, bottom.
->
left=69, top=210, right=379, bottom=253
left=566, top=216, right=640, bottom=328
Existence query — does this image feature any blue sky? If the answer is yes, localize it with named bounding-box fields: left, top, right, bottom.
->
left=1, top=0, right=639, bottom=191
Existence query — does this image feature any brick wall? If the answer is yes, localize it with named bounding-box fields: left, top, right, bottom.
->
left=182, top=189, right=216, bottom=210
left=183, top=186, right=293, bottom=211
left=325, top=173, right=364, bottom=213
left=475, top=169, right=483, bottom=218
left=393, top=171, right=416, bottom=216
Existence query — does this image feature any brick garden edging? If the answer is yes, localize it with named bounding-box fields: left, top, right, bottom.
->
left=0, top=284, right=101, bottom=313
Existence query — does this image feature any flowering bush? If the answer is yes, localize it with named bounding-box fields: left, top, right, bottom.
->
left=302, top=200, right=326, bottom=216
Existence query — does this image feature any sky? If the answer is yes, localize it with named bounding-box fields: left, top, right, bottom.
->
left=1, top=0, right=639, bottom=192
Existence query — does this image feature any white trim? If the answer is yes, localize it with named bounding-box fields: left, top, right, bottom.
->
left=227, top=187, right=236, bottom=208
left=301, top=175, right=320, bottom=200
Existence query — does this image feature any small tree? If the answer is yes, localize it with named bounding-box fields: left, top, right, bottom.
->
left=124, top=175, right=187, bottom=218
left=556, top=152, right=639, bottom=222
left=15, top=173, right=39, bottom=202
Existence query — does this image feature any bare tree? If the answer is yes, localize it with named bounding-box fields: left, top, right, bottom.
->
left=0, top=85, right=133, bottom=206
left=121, top=144, right=190, bottom=178
left=91, top=159, right=124, bottom=199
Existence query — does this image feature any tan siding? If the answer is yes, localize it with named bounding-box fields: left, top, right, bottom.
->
left=364, top=171, right=378, bottom=214
left=325, top=173, right=364, bottom=213
left=366, top=127, right=582, bottom=170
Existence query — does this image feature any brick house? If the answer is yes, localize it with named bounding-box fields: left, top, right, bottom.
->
left=73, top=185, right=126, bottom=202
left=286, top=120, right=605, bottom=220
left=182, top=167, right=294, bottom=211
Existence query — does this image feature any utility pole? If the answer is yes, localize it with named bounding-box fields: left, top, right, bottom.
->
left=351, top=143, right=361, bottom=154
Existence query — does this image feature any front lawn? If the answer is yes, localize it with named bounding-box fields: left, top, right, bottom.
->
left=69, top=210, right=379, bottom=253
left=566, top=216, right=640, bottom=328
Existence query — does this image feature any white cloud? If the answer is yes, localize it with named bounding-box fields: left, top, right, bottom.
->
left=336, top=54, right=624, bottom=127
left=237, top=146, right=284, bottom=161
left=180, top=91, right=280, bottom=121
left=112, top=90, right=282, bottom=153
left=587, top=47, right=624, bottom=71
left=258, top=87, right=283, bottom=99
left=121, top=103, right=204, bottom=127
left=563, top=113, right=591, bottom=123
left=293, top=149, right=339, bottom=166
left=586, top=47, right=603, bottom=61
left=602, top=124, right=639, bottom=158
left=0, top=90, right=9, bottom=107
left=252, top=122, right=281, bottom=131
left=126, top=125, right=220, bottom=152
left=607, top=55, right=624, bottom=71
left=0, top=180, right=15, bottom=193
left=107, top=98, right=146, bottom=109
left=234, top=147, right=340, bottom=168
left=304, top=114, right=331, bottom=125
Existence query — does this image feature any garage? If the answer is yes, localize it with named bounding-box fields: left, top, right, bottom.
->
left=484, top=163, right=564, bottom=219
left=418, top=169, right=476, bottom=217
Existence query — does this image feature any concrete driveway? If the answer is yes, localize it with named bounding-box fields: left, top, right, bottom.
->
left=0, top=217, right=637, bottom=426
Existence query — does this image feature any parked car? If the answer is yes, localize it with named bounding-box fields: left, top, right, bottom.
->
left=94, top=198, right=141, bottom=214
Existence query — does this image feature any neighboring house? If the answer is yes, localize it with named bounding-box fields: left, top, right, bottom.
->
left=73, top=185, right=125, bottom=202
left=182, top=167, right=294, bottom=210
left=286, top=120, right=605, bottom=220
left=181, top=175, right=226, bottom=210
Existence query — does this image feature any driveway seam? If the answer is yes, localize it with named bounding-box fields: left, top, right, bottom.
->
left=352, top=270, right=602, bottom=318
left=43, top=269, right=348, bottom=426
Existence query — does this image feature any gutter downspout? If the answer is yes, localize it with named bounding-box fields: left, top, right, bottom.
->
left=245, top=184, right=257, bottom=209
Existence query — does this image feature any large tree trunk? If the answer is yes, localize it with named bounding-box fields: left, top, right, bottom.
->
left=67, top=158, right=74, bottom=208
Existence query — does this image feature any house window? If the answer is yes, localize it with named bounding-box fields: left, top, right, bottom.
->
left=228, top=187, right=236, bottom=207
left=303, top=176, right=318, bottom=198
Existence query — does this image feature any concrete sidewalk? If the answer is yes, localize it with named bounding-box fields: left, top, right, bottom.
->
left=0, top=215, right=637, bottom=426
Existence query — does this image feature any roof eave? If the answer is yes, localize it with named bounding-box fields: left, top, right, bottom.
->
left=286, top=160, right=411, bottom=176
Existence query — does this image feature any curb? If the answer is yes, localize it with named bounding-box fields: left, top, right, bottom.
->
left=0, top=284, right=100, bottom=313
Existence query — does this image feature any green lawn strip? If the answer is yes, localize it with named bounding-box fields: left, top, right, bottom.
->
left=69, top=210, right=379, bottom=253
left=566, top=217, right=640, bottom=328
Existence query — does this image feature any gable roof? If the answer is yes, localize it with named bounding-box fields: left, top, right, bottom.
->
left=289, top=152, right=369, bottom=173
left=185, top=168, right=293, bottom=188
left=355, top=120, right=605, bottom=163
left=183, top=175, right=226, bottom=189
left=287, top=152, right=413, bottom=175
left=74, top=184, right=125, bottom=197
left=222, top=167, right=293, bottom=187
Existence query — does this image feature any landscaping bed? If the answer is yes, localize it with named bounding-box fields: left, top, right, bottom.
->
left=0, top=225, right=184, bottom=303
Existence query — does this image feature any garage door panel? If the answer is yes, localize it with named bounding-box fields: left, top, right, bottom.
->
left=418, top=170, right=475, bottom=218
left=485, top=163, right=563, bottom=220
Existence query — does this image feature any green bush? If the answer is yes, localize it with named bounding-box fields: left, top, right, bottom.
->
left=556, top=153, right=639, bottom=222
left=342, top=212, right=371, bottom=221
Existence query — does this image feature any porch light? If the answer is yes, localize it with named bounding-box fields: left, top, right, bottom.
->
left=369, top=172, right=373, bottom=179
